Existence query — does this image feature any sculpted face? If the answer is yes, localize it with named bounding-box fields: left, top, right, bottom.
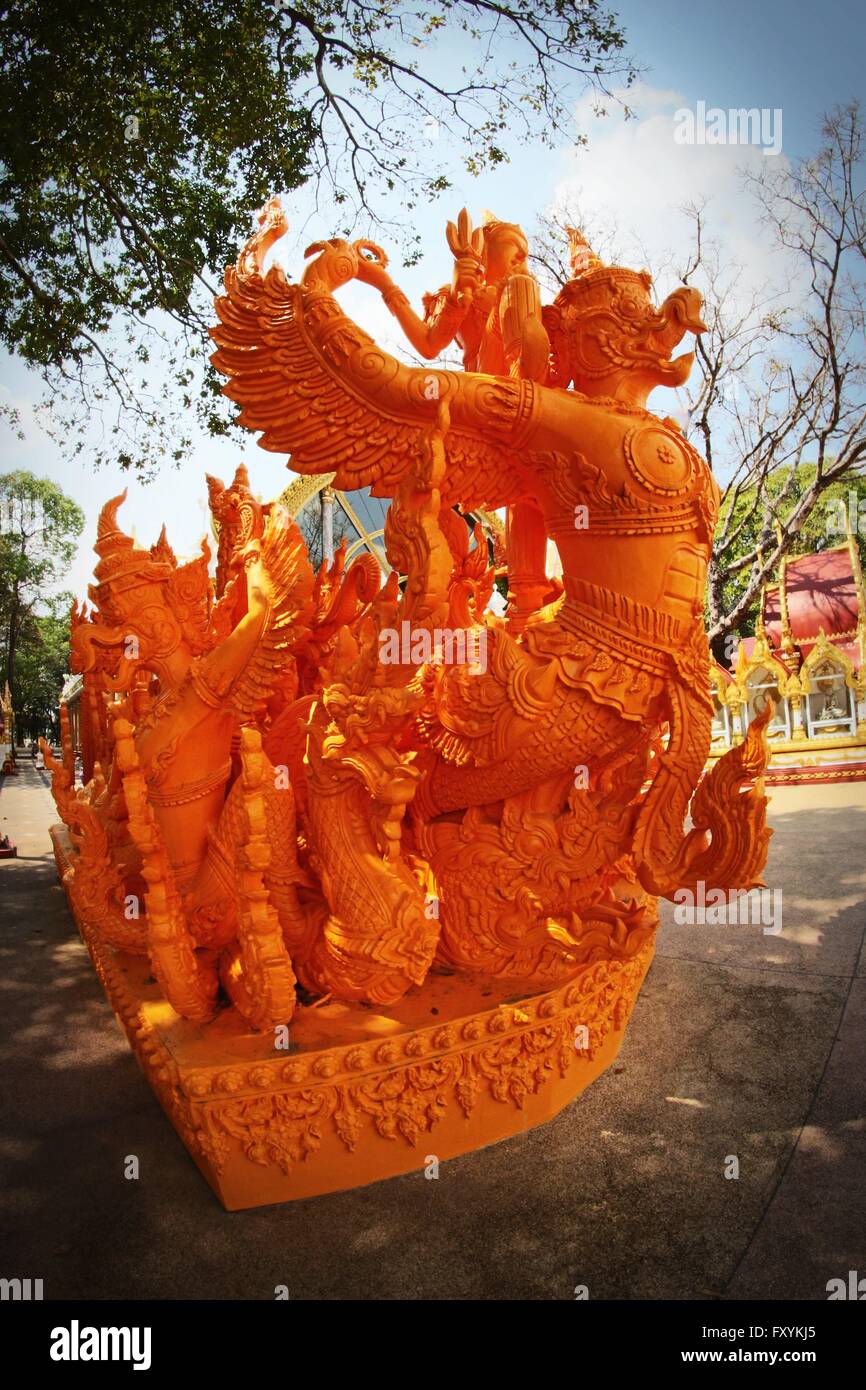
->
left=545, top=266, right=707, bottom=396
left=483, top=226, right=529, bottom=281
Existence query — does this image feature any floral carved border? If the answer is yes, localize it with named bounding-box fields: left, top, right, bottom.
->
left=185, top=955, right=652, bottom=1178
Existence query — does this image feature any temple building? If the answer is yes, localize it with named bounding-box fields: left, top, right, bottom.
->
left=278, top=472, right=392, bottom=573
left=277, top=471, right=506, bottom=582
left=710, top=527, right=866, bottom=783
left=0, top=681, right=16, bottom=773
left=58, top=673, right=83, bottom=756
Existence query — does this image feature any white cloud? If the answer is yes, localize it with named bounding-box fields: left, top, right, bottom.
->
left=555, top=83, right=793, bottom=305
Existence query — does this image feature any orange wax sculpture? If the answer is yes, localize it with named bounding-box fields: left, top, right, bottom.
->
left=44, top=200, right=771, bottom=1209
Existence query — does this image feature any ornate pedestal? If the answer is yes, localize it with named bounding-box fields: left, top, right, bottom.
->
left=52, top=823, right=654, bottom=1211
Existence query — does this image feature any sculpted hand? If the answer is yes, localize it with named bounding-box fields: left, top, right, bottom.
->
left=354, top=241, right=392, bottom=293
left=516, top=313, right=551, bottom=384
left=451, top=253, right=484, bottom=308
left=301, top=238, right=360, bottom=292
left=446, top=208, right=486, bottom=308
left=356, top=256, right=393, bottom=294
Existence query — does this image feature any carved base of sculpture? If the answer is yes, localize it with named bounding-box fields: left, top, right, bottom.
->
left=52, top=820, right=652, bottom=1209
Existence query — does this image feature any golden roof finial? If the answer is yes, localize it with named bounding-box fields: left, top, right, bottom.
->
left=754, top=543, right=769, bottom=646
left=845, top=509, right=865, bottom=606
left=775, top=520, right=795, bottom=656
left=844, top=503, right=866, bottom=665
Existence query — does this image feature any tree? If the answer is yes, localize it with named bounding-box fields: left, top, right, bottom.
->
left=708, top=466, right=866, bottom=638
left=531, top=102, right=866, bottom=657
left=0, top=0, right=637, bottom=475
left=11, top=607, right=72, bottom=742
left=690, top=104, right=866, bottom=651
left=0, top=471, right=84, bottom=705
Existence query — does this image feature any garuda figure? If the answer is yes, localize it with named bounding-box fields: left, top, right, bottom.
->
left=45, top=198, right=771, bottom=1038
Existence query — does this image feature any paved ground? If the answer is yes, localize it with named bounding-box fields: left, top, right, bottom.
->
left=0, top=759, right=863, bottom=1301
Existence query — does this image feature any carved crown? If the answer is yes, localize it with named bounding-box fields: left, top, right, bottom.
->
left=86, top=493, right=213, bottom=655
left=543, top=233, right=706, bottom=392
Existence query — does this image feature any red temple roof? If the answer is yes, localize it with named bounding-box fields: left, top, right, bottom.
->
left=726, top=544, right=863, bottom=671
left=765, top=547, right=859, bottom=646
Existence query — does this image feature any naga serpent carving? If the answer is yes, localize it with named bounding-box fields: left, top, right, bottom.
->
left=44, top=198, right=771, bottom=1034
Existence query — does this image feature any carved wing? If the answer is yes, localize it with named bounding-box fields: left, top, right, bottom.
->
left=209, top=259, right=534, bottom=511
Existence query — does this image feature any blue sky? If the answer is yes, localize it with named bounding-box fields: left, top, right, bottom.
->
left=1, top=0, right=864, bottom=599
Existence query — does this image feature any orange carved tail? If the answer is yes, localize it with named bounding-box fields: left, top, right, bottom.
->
left=634, top=687, right=773, bottom=899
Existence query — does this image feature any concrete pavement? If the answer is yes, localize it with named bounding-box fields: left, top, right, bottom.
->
left=0, top=761, right=863, bottom=1300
